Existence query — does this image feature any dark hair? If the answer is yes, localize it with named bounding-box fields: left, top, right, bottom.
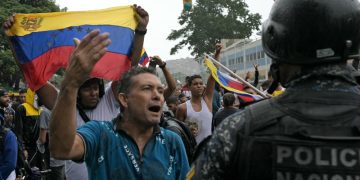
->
left=166, top=95, right=178, bottom=105
left=79, top=78, right=105, bottom=98
left=118, top=67, right=157, bottom=94
left=178, top=93, right=186, bottom=99
left=261, top=80, right=272, bottom=91
left=187, top=74, right=202, bottom=86
left=223, top=93, right=235, bottom=107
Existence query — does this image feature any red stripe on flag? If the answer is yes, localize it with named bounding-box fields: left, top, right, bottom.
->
left=238, top=95, right=255, bottom=102
left=91, top=52, right=131, bottom=80
left=227, top=80, right=245, bottom=91
left=21, top=46, right=131, bottom=91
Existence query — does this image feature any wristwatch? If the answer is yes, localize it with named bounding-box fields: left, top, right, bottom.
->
left=135, top=28, right=147, bottom=35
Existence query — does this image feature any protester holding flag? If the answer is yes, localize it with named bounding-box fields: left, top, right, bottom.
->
left=176, top=44, right=221, bottom=144
left=3, top=4, right=149, bottom=180
left=204, top=53, right=263, bottom=105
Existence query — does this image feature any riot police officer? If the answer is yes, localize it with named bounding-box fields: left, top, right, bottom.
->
left=188, top=0, right=360, bottom=179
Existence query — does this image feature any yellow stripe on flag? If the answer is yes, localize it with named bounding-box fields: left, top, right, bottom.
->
left=204, top=57, right=253, bottom=95
left=6, top=5, right=137, bottom=37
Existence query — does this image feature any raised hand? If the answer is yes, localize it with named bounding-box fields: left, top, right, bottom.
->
left=2, top=14, right=15, bottom=30
left=64, top=29, right=111, bottom=88
left=133, top=4, right=149, bottom=31
left=214, top=43, right=223, bottom=61
left=215, top=43, right=222, bottom=54
left=253, top=63, right=259, bottom=71
left=151, top=55, right=165, bottom=67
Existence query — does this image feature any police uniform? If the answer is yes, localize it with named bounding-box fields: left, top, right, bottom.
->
left=189, top=0, right=360, bottom=179
left=190, top=64, right=360, bottom=180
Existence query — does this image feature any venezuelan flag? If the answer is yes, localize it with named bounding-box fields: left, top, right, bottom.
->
left=6, top=6, right=138, bottom=91
left=205, top=57, right=262, bottom=102
left=138, top=48, right=149, bottom=66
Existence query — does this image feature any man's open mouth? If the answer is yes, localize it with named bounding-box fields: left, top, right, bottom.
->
left=148, top=105, right=161, bottom=112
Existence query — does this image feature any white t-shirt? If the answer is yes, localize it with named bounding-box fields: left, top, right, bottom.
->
left=185, top=98, right=212, bottom=144
left=65, top=82, right=120, bottom=180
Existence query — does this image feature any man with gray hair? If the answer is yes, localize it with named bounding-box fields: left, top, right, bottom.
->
left=49, top=27, right=189, bottom=180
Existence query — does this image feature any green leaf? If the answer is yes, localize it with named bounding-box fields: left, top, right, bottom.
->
left=167, top=0, right=261, bottom=58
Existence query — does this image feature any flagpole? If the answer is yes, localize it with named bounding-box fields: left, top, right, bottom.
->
left=204, top=53, right=269, bottom=98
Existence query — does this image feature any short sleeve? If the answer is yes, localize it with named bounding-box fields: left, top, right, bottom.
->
left=77, top=121, right=102, bottom=163
left=39, top=108, right=51, bottom=129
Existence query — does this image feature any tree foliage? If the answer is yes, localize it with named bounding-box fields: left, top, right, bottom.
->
left=167, top=0, right=262, bottom=57
left=0, top=0, right=61, bottom=90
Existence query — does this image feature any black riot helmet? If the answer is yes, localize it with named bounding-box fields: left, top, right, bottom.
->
left=262, top=0, right=360, bottom=65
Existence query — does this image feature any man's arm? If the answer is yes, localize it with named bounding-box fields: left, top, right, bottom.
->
left=37, top=82, right=58, bottom=110
left=50, top=30, right=111, bottom=160
left=253, top=64, right=259, bottom=87
left=151, top=56, right=176, bottom=99
left=38, top=109, right=50, bottom=147
left=203, top=44, right=222, bottom=111
left=110, top=5, right=149, bottom=97
left=38, top=129, right=47, bottom=145
left=130, top=4, right=149, bottom=67
left=176, top=103, right=187, bottom=122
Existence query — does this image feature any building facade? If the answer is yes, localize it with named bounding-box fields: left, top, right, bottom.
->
left=157, top=38, right=272, bottom=88
left=219, top=38, right=272, bottom=84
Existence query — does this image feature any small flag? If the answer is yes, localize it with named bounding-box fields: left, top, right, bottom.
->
left=138, top=48, right=149, bottom=66
left=204, top=57, right=262, bottom=102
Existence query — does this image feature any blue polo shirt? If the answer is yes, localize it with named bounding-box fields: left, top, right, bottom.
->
left=77, top=120, right=189, bottom=180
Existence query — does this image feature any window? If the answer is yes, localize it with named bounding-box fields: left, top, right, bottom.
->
left=236, top=57, right=241, bottom=64
left=228, top=59, right=235, bottom=65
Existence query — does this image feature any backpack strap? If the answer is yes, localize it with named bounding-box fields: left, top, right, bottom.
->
left=160, top=112, right=197, bottom=163
left=77, top=103, right=91, bottom=123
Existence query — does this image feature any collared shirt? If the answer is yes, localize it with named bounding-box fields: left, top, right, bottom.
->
left=77, top=120, right=189, bottom=180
